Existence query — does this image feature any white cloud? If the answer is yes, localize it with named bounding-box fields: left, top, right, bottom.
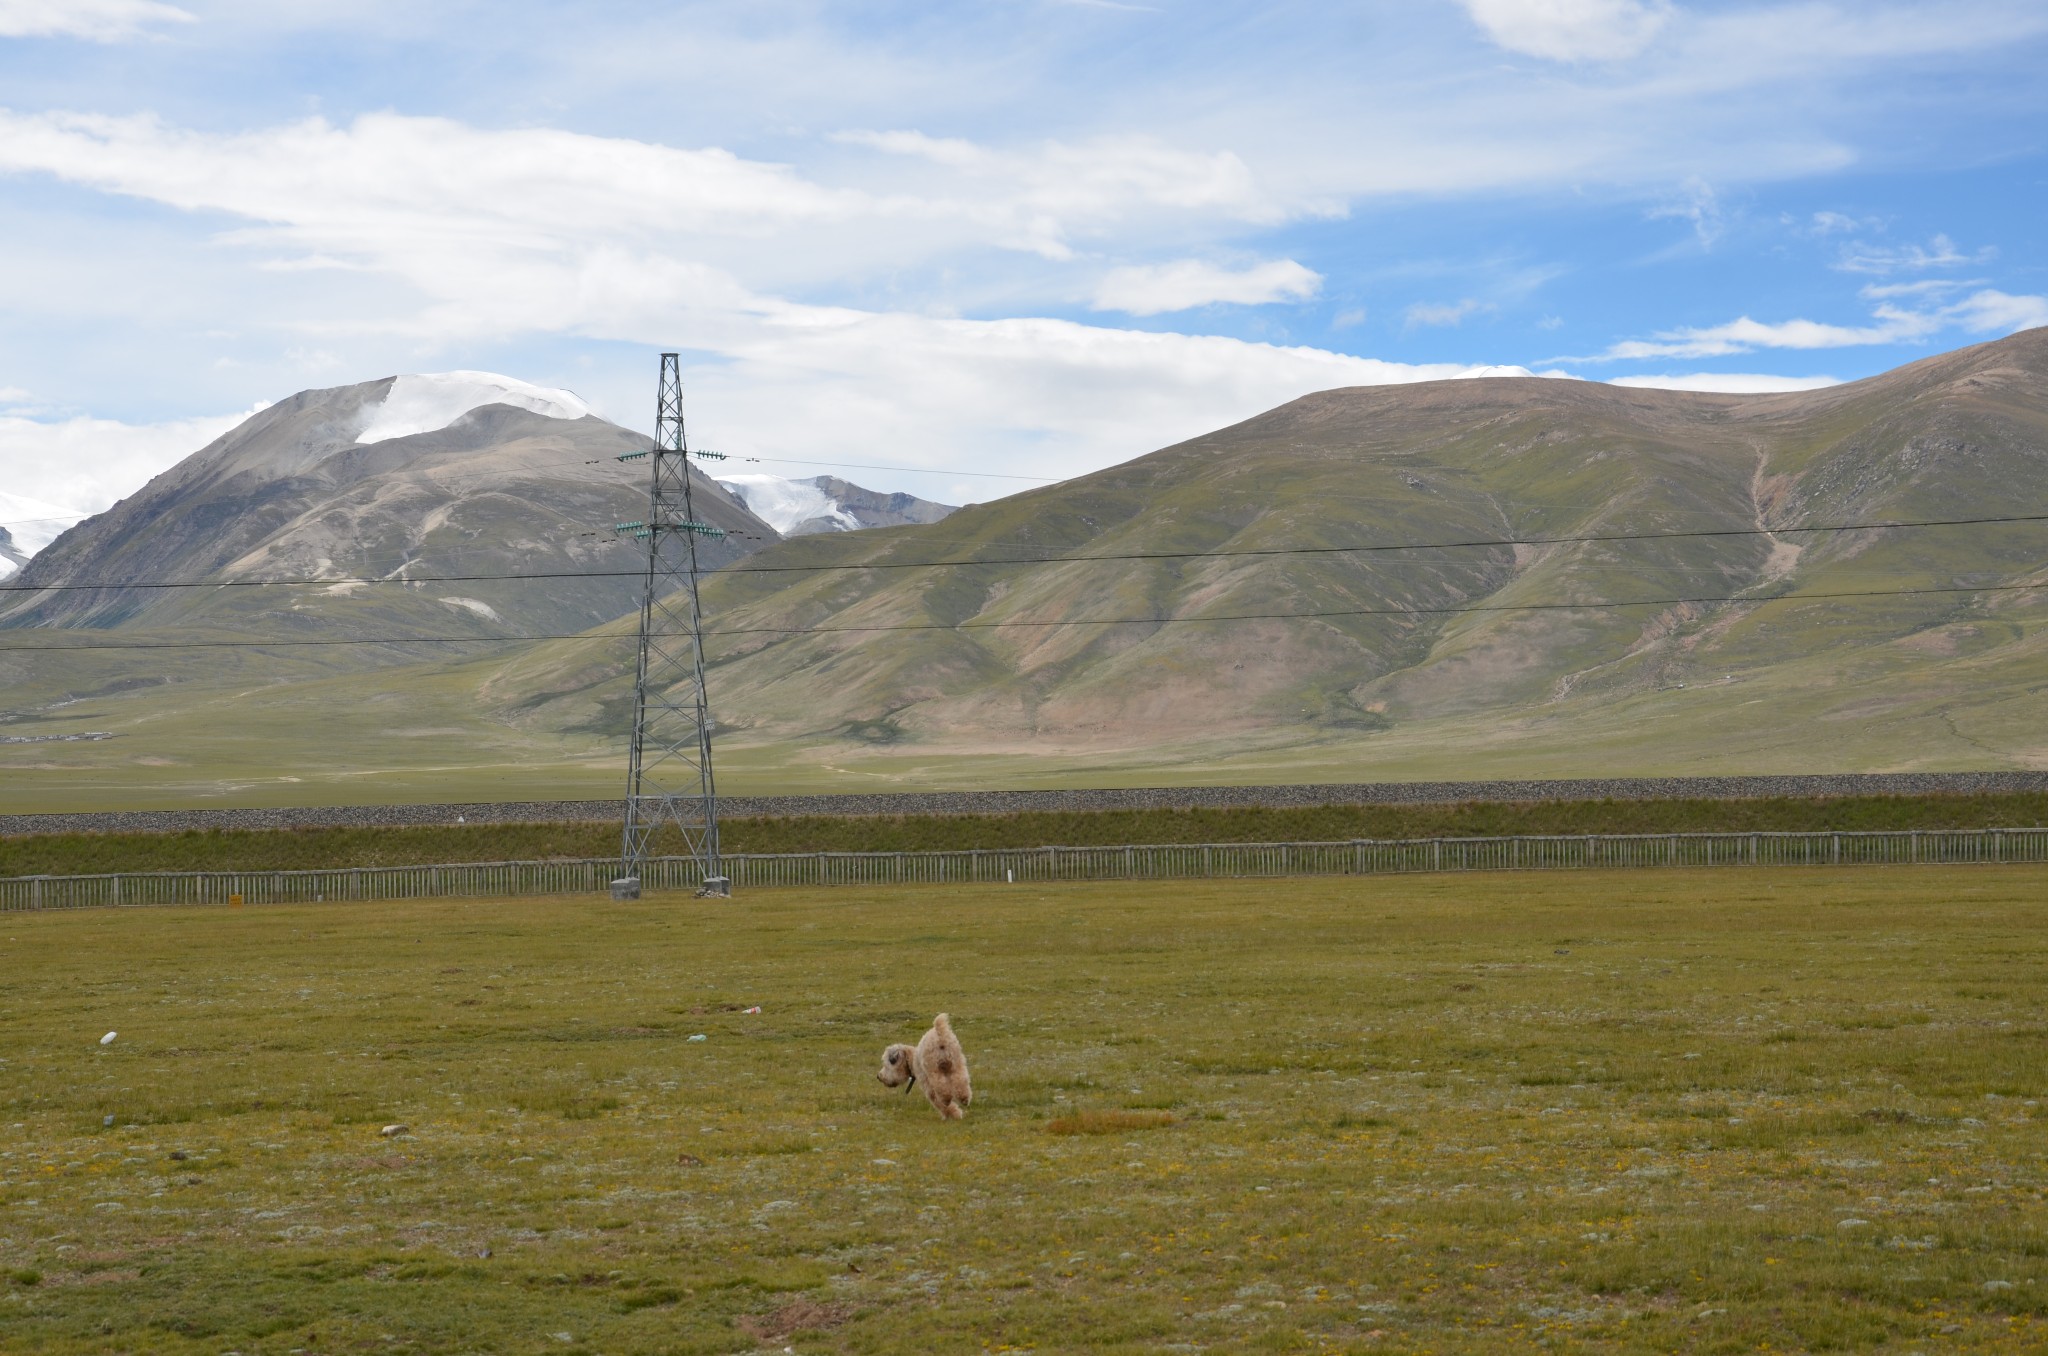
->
left=684, top=309, right=1513, bottom=485
left=0, top=105, right=1445, bottom=490
left=1592, top=310, right=1938, bottom=359
left=1090, top=258, right=1321, bottom=315
left=1648, top=176, right=1723, bottom=248
left=1404, top=298, right=1494, bottom=330
left=1457, top=0, right=1674, bottom=62
left=1808, top=210, right=1867, bottom=235
left=0, top=0, right=191, bottom=40
left=1944, top=289, right=2048, bottom=334
left=1834, top=233, right=1994, bottom=275
left=1575, top=285, right=2048, bottom=360
left=1608, top=372, right=1841, bottom=393
left=0, top=409, right=254, bottom=555
left=1858, top=278, right=1977, bottom=300
left=0, top=109, right=1314, bottom=292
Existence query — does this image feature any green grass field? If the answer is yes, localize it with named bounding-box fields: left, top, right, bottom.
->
left=11, top=792, right=2048, bottom=877
left=3, top=868, right=2044, bottom=1354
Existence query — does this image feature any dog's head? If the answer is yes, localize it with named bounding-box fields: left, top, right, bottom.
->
left=876, top=1043, right=917, bottom=1089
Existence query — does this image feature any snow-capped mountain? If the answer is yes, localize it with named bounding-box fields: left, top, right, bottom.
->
left=0, top=488, right=83, bottom=579
left=0, top=524, right=27, bottom=580
left=717, top=473, right=957, bottom=537
left=355, top=372, right=591, bottom=444
left=1, top=373, right=773, bottom=631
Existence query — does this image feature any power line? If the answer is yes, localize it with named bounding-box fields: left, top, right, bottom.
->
left=5, top=510, right=2047, bottom=595
left=0, top=581, right=2038, bottom=654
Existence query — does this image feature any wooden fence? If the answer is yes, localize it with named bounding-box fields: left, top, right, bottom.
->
left=3, top=828, right=2044, bottom=912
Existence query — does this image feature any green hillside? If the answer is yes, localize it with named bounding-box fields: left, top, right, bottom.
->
left=3, top=332, right=2047, bottom=810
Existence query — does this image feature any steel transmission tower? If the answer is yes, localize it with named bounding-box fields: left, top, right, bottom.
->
left=618, top=353, right=730, bottom=897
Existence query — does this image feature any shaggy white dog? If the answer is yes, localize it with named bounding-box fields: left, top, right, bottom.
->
left=877, top=1012, right=972, bottom=1120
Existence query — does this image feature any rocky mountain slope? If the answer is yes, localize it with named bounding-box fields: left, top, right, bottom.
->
left=717, top=473, right=957, bottom=537
left=0, top=373, right=778, bottom=647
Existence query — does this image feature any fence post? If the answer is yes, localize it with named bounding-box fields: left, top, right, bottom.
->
left=1910, top=830, right=1919, bottom=865
left=1832, top=833, right=1840, bottom=866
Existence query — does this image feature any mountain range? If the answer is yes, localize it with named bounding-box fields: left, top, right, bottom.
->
left=3, top=332, right=2046, bottom=809
left=0, top=372, right=775, bottom=645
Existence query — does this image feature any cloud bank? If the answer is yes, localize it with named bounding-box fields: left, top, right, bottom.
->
left=1457, top=0, right=1674, bottom=62
left=0, top=0, right=191, bottom=41
left=1090, top=258, right=1321, bottom=315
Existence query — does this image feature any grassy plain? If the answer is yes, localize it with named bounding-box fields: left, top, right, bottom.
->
left=11, top=792, right=2048, bottom=877
left=3, top=869, right=2046, bottom=1353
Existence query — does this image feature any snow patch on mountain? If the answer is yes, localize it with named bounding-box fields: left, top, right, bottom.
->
left=356, top=372, right=591, bottom=445
left=717, top=474, right=860, bottom=535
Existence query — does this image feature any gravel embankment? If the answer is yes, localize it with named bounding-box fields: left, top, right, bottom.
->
left=5, top=772, right=2047, bottom=837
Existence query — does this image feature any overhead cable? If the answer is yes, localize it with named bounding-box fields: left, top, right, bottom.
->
left=0, top=581, right=2038, bottom=653
left=4, top=510, right=2047, bottom=594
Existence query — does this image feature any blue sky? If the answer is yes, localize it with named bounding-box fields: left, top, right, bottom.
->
left=1, top=0, right=2044, bottom=543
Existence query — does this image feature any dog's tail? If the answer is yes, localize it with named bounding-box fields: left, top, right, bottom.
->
left=932, top=1013, right=958, bottom=1075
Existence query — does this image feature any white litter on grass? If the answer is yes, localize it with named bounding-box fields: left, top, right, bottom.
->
left=99, top=1031, right=116, bottom=1046
left=356, top=372, right=590, bottom=445
left=687, top=1033, right=707, bottom=1042
left=380, top=1123, right=410, bottom=1138
left=743, top=1005, right=762, bottom=1014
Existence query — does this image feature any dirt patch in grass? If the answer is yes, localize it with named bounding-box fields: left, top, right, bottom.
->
left=735, top=1298, right=855, bottom=1341
left=1043, top=1109, right=1178, bottom=1135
